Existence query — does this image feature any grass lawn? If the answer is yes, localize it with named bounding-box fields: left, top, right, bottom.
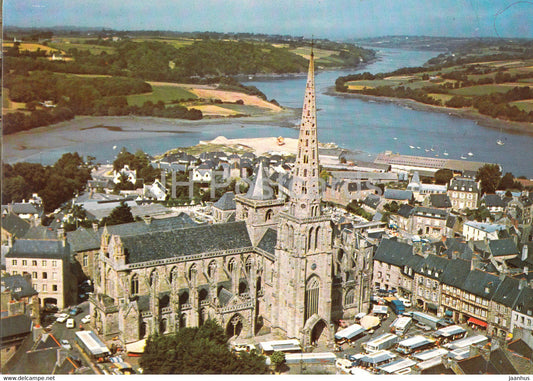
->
left=428, top=93, right=454, bottom=104
left=126, top=85, right=197, bottom=106
left=510, top=100, right=533, bottom=112
left=4, top=42, right=63, bottom=54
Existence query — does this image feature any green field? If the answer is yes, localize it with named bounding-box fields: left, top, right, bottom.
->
left=49, top=42, right=116, bottom=54
left=131, top=38, right=196, bottom=49
left=126, top=85, right=197, bottom=106
left=449, top=84, right=525, bottom=96
left=510, top=100, right=533, bottom=112
left=218, top=103, right=268, bottom=115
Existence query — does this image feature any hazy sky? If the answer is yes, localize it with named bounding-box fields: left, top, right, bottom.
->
left=4, top=0, right=533, bottom=39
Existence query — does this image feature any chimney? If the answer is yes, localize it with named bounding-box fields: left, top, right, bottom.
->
left=518, top=278, right=527, bottom=290
left=525, top=266, right=529, bottom=276
left=522, top=244, right=529, bottom=261
left=92, top=222, right=99, bottom=232
left=143, top=215, right=152, bottom=225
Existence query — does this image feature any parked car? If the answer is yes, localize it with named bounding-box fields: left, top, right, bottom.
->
left=69, top=307, right=81, bottom=316
left=56, top=313, right=69, bottom=323
left=81, top=315, right=91, bottom=324
left=66, top=318, right=75, bottom=329
left=61, top=339, right=72, bottom=350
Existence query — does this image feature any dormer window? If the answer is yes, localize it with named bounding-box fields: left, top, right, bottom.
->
left=484, top=286, right=490, bottom=293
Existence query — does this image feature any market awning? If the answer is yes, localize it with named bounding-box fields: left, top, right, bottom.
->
left=467, top=317, right=488, bottom=328
left=125, top=339, right=146, bottom=354
left=360, top=315, right=380, bottom=330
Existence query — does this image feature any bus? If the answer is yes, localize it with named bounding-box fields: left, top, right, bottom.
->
left=363, top=333, right=399, bottom=353
left=334, top=323, right=365, bottom=344
left=283, top=352, right=336, bottom=365
left=432, top=325, right=467, bottom=344
left=396, top=335, right=436, bottom=355
left=258, top=339, right=301, bottom=355
left=75, top=331, right=110, bottom=361
left=390, top=316, right=412, bottom=336
left=444, top=335, right=488, bottom=350
left=378, top=358, right=417, bottom=375
left=412, top=311, right=446, bottom=330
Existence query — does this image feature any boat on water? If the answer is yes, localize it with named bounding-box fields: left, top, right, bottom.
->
left=460, top=155, right=467, bottom=160
left=497, top=139, right=505, bottom=146
left=393, top=137, right=398, bottom=140
left=416, top=146, right=421, bottom=150
left=443, top=152, right=449, bottom=156
left=468, top=152, right=473, bottom=156
left=409, top=145, right=415, bottom=149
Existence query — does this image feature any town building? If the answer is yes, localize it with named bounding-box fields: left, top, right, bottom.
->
left=447, top=177, right=480, bottom=211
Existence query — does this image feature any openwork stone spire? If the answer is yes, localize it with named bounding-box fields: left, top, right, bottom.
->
left=289, top=46, right=321, bottom=219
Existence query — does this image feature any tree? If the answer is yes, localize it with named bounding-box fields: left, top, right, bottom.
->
left=434, top=169, right=454, bottom=185
left=270, top=351, right=286, bottom=372
left=498, top=172, right=515, bottom=190
left=100, top=201, right=134, bottom=226
left=140, top=319, right=269, bottom=374
left=476, top=164, right=502, bottom=195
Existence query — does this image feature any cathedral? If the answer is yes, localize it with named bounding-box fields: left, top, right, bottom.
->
left=89, top=49, right=374, bottom=348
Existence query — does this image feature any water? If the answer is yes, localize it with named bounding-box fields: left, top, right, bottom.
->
left=13, top=48, right=533, bottom=176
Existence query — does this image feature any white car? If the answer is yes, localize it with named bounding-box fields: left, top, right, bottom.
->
left=60, top=339, right=72, bottom=350
left=399, top=298, right=412, bottom=308
left=56, top=313, right=69, bottom=323
left=81, top=314, right=91, bottom=324
left=66, top=318, right=75, bottom=329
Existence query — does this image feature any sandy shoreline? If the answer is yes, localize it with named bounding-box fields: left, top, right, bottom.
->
left=326, top=88, right=533, bottom=136
left=2, top=111, right=299, bottom=163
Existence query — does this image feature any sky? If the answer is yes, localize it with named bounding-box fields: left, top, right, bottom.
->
left=4, top=0, right=533, bottom=39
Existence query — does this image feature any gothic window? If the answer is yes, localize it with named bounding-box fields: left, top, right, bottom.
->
left=304, top=169, right=307, bottom=177
left=306, top=139, right=309, bottom=147
left=188, top=264, right=197, bottom=284
left=256, top=276, right=262, bottom=293
left=149, top=270, right=158, bottom=288
left=288, top=225, right=294, bottom=248
left=245, top=257, right=253, bottom=275
left=131, top=274, right=139, bottom=295
left=303, top=155, right=309, bottom=164
left=265, top=209, right=273, bottom=222
left=345, top=289, right=355, bottom=305
left=160, top=318, right=167, bottom=333
left=308, top=227, right=314, bottom=251
left=208, top=260, right=217, bottom=279
left=305, top=276, right=320, bottom=321
left=315, top=226, right=321, bottom=250
left=170, top=267, right=179, bottom=285
left=179, top=291, right=189, bottom=305
left=228, top=258, right=236, bottom=274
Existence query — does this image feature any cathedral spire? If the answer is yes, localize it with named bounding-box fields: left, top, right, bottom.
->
left=288, top=44, right=321, bottom=219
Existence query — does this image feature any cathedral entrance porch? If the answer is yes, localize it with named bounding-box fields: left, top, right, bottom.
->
left=302, top=314, right=332, bottom=350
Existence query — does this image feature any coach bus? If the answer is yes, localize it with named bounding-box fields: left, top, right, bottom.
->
left=75, top=331, right=110, bottom=361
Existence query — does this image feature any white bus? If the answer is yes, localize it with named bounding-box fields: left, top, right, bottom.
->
left=334, top=323, right=365, bottom=344
left=444, top=334, right=488, bottom=350
left=284, top=352, right=336, bottom=365
left=378, top=358, right=417, bottom=375
left=432, top=325, right=466, bottom=344
left=363, top=333, right=399, bottom=353
left=75, top=331, right=110, bottom=360
left=412, top=347, right=449, bottom=361
left=258, top=339, right=301, bottom=355
left=396, top=335, right=436, bottom=355
left=390, top=316, right=412, bottom=336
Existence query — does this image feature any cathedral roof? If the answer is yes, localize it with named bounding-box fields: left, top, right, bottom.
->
left=374, top=238, right=413, bottom=267
left=257, top=228, right=277, bottom=255
left=213, top=192, right=236, bottom=211
left=121, top=221, right=252, bottom=264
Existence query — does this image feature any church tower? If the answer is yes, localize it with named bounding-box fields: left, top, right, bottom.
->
left=272, top=46, right=334, bottom=347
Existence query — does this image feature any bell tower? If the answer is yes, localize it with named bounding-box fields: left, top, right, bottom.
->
left=272, top=46, right=333, bottom=345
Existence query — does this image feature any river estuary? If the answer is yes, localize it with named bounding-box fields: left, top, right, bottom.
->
left=5, top=47, right=533, bottom=176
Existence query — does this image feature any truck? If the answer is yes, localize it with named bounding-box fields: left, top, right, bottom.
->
left=412, top=311, right=445, bottom=330
left=390, top=316, right=412, bottom=336
left=363, top=333, right=399, bottom=353
left=390, top=299, right=405, bottom=315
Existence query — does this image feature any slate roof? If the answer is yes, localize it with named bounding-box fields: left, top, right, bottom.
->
left=457, top=355, right=498, bottom=374
left=34, top=333, right=61, bottom=351
left=213, top=192, right=236, bottom=211
left=363, top=194, right=381, bottom=210
left=218, top=288, right=233, bottom=306
left=121, top=221, right=252, bottom=264
left=491, top=276, right=521, bottom=308
left=257, top=228, right=277, bottom=255
left=66, top=213, right=198, bottom=253
left=23, top=226, right=57, bottom=240
left=489, top=349, right=519, bottom=374
left=507, top=339, right=533, bottom=360
left=420, top=363, right=455, bottom=375
left=384, top=189, right=413, bottom=201
left=441, top=259, right=471, bottom=288
left=449, top=178, right=479, bottom=193
left=137, top=295, right=150, bottom=312
left=1, top=213, right=30, bottom=237
left=9, top=203, right=42, bottom=215
left=446, top=215, right=457, bottom=229
left=6, top=239, right=69, bottom=259
left=443, top=239, right=473, bottom=261
left=1, top=274, right=37, bottom=300
left=374, top=238, right=413, bottom=267
left=429, top=194, right=452, bottom=209
left=514, top=286, right=533, bottom=315
left=489, top=238, right=519, bottom=257
left=415, top=254, right=449, bottom=280
left=482, top=194, right=506, bottom=208
left=397, top=204, right=414, bottom=218
left=0, top=314, right=33, bottom=339
left=412, top=206, right=447, bottom=218
left=461, top=269, right=502, bottom=299
left=507, top=243, right=533, bottom=268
